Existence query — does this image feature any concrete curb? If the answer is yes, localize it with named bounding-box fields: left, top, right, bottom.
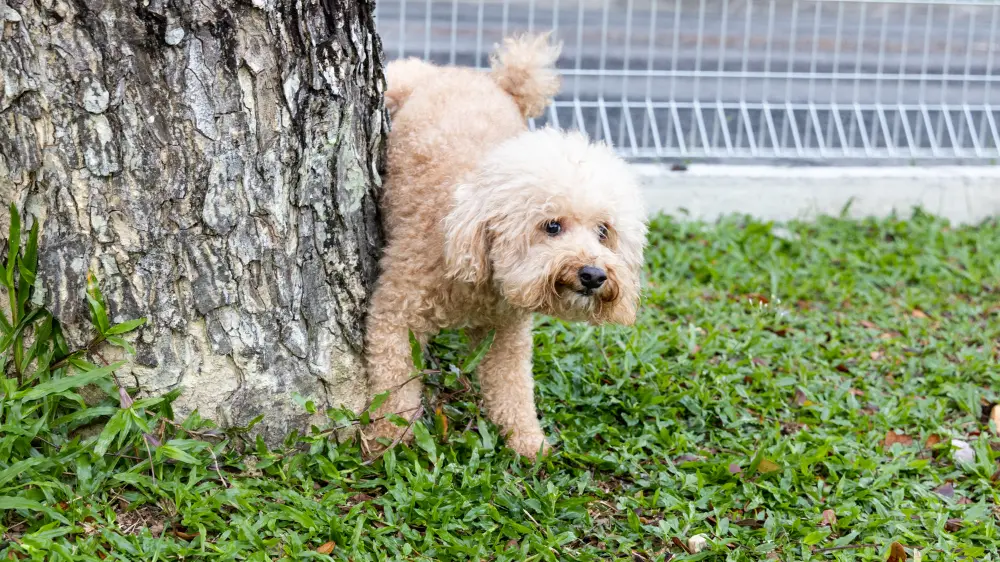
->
left=633, top=165, right=1000, bottom=225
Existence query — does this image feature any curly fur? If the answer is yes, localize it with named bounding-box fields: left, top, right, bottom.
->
left=489, top=32, right=562, bottom=118
left=364, top=33, right=648, bottom=459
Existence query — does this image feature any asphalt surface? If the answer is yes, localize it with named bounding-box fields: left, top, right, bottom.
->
left=375, top=0, right=1000, bottom=159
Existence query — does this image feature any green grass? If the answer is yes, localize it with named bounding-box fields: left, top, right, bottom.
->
left=4, top=211, right=1000, bottom=561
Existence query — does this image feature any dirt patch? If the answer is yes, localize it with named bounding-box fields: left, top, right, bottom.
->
left=116, top=503, right=167, bottom=537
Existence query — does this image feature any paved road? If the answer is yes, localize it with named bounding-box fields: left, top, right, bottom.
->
left=375, top=0, right=1000, bottom=159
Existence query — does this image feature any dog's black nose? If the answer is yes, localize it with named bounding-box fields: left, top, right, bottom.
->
left=578, top=266, right=607, bottom=290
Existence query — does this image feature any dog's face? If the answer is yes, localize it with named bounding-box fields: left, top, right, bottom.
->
left=443, top=129, right=647, bottom=325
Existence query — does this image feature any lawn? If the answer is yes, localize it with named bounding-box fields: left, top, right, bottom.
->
left=3, top=211, right=1000, bottom=561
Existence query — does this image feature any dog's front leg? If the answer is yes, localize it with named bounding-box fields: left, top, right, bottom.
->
left=473, top=316, right=550, bottom=459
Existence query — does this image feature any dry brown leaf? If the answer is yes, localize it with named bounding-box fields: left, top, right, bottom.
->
left=887, top=541, right=907, bottom=562
left=925, top=434, right=942, bottom=448
left=671, top=536, right=693, bottom=554
left=348, top=493, right=374, bottom=504
left=793, top=388, right=809, bottom=407
left=990, top=405, right=1000, bottom=436
left=884, top=431, right=914, bottom=449
left=173, top=530, right=198, bottom=540
left=758, top=459, right=781, bottom=474
left=820, top=509, right=837, bottom=527
left=911, top=309, right=928, bottom=319
left=435, top=406, right=448, bottom=437
left=849, top=388, right=865, bottom=397
left=945, top=518, right=963, bottom=532
left=860, top=320, right=879, bottom=329
left=870, top=350, right=884, bottom=361
left=316, top=541, right=336, bottom=554
left=879, top=331, right=901, bottom=340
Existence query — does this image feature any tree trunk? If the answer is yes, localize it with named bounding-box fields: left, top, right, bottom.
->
left=0, top=0, right=386, bottom=443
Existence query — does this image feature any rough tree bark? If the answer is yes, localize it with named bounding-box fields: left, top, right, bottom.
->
left=0, top=0, right=386, bottom=442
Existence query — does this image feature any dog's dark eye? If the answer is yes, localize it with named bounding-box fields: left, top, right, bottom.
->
left=597, top=224, right=609, bottom=241
left=544, top=220, right=562, bottom=236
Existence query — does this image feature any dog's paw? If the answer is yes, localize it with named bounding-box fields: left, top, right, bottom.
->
left=506, top=431, right=551, bottom=460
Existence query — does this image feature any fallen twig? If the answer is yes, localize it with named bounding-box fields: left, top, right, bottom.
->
left=361, top=405, right=425, bottom=466
left=206, top=445, right=230, bottom=488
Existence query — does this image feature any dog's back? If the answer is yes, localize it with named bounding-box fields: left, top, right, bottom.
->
left=380, top=35, right=562, bottom=243
left=384, top=34, right=560, bottom=123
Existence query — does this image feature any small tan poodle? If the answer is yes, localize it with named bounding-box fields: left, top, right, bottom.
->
left=364, top=33, right=648, bottom=458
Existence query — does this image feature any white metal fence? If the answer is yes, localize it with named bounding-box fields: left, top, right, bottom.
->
left=375, top=0, right=1000, bottom=163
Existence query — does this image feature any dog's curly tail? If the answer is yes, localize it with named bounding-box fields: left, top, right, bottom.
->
left=489, top=33, right=563, bottom=119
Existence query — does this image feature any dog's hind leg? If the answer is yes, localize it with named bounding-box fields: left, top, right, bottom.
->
left=362, top=285, right=427, bottom=455
left=473, top=315, right=550, bottom=459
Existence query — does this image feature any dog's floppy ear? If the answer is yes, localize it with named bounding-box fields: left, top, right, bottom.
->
left=443, top=185, right=492, bottom=286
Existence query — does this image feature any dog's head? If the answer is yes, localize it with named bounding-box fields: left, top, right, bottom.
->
left=443, top=128, right=647, bottom=325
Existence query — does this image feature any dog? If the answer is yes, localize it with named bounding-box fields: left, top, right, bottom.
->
left=363, top=33, right=648, bottom=459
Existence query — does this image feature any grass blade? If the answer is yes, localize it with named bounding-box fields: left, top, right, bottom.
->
left=409, top=330, right=425, bottom=372
left=106, top=318, right=146, bottom=336
left=0, top=457, right=48, bottom=488
left=0, top=497, right=69, bottom=525
left=85, top=271, right=110, bottom=336
left=461, top=329, right=496, bottom=374
left=18, top=361, right=125, bottom=401
left=5, top=203, right=20, bottom=289
left=94, top=410, right=130, bottom=457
